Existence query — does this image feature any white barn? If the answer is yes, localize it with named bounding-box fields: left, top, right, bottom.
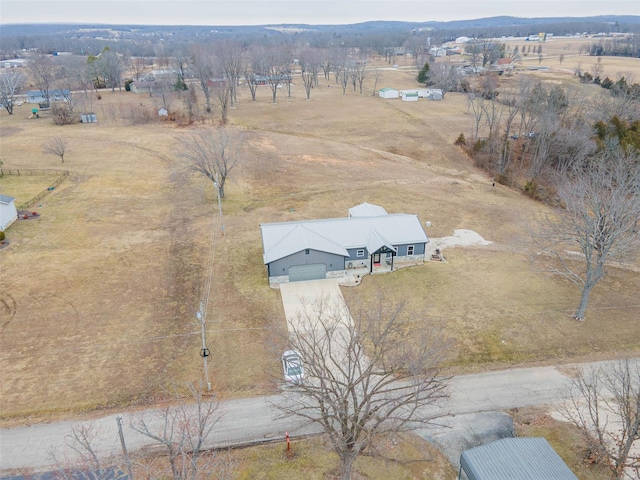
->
left=378, top=88, right=399, bottom=99
left=0, top=195, right=18, bottom=231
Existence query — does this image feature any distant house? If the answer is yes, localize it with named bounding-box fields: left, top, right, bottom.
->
left=493, top=58, right=515, bottom=72
left=26, top=89, right=70, bottom=104
left=425, top=89, right=443, bottom=101
left=129, top=81, right=154, bottom=94
left=260, top=203, right=429, bottom=285
left=459, top=438, right=578, bottom=480
left=378, top=88, right=399, bottom=99
left=207, top=77, right=227, bottom=88
left=429, top=47, right=448, bottom=57
left=0, top=195, right=18, bottom=231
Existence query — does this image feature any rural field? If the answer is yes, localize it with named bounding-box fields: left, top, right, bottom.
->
left=1, top=49, right=639, bottom=428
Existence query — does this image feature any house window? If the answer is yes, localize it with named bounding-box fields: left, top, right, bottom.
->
left=305, top=249, right=310, bottom=255
left=407, top=245, right=415, bottom=256
left=356, top=249, right=365, bottom=257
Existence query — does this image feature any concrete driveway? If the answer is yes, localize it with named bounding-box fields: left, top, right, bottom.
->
left=279, top=279, right=352, bottom=333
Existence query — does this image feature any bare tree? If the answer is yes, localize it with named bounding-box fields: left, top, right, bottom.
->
left=130, top=56, right=148, bottom=81
left=215, top=40, right=243, bottom=107
left=352, top=58, right=369, bottom=95
left=28, top=54, right=58, bottom=104
left=370, top=69, right=383, bottom=96
left=426, top=62, right=460, bottom=99
left=130, top=384, right=222, bottom=480
left=466, top=39, right=502, bottom=68
left=211, top=80, right=232, bottom=124
left=0, top=70, right=25, bottom=114
left=263, top=45, right=291, bottom=104
left=561, top=359, right=640, bottom=479
left=299, top=47, right=321, bottom=100
left=178, top=127, right=241, bottom=199
left=50, top=422, right=128, bottom=480
left=43, top=137, right=69, bottom=163
left=98, top=47, right=126, bottom=92
left=530, top=148, right=640, bottom=321
left=275, top=298, right=450, bottom=480
left=191, top=44, right=215, bottom=113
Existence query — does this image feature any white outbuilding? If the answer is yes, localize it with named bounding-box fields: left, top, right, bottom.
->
left=401, top=92, right=419, bottom=102
left=378, top=88, right=399, bottom=99
left=0, top=194, right=18, bottom=231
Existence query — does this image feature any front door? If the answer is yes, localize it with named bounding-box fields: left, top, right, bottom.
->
left=372, top=254, right=381, bottom=265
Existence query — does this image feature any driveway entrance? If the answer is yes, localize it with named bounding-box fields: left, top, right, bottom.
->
left=279, top=279, right=352, bottom=333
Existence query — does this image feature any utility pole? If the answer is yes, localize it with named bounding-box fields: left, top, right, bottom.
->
left=198, top=301, right=211, bottom=391
left=116, top=416, right=133, bottom=479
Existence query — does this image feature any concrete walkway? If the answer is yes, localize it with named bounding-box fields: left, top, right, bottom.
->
left=279, top=279, right=352, bottom=332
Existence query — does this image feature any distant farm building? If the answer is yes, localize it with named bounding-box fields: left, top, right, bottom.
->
left=0, top=195, right=18, bottom=231
left=378, top=88, right=399, bottom=99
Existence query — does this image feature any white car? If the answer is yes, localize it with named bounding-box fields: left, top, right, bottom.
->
left=282, top=350, right=304, bottom=384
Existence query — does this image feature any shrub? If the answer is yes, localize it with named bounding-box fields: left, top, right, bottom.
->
left=0, top=231, right=5, bottom=241
left=455, top=133, right=466, bottom=146
left=473, top=139, right=487, bottom=152
left=51, top=103, right=76, bottom=126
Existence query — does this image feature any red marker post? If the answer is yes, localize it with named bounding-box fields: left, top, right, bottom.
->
left=286, top=431, right=290, bottom=452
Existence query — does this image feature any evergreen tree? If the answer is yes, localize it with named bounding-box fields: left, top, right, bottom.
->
left=417, top=62, right=430, bottom=84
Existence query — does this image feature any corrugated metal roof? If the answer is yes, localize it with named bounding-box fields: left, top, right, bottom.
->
left=0, top=194, right=16, bottom=205
left=460, top=438, right=578, bottom=480
left=262, top=224, right=348, bottom=264
left=348, top=203, right=388, bottom=217
left=261, top=212, right=428, bottom=264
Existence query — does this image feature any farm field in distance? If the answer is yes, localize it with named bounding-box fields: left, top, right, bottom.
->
left=1, top=44, right=639, bottom=425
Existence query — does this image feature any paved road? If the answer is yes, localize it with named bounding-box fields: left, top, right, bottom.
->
left=0, top=361, right=615, bottom=473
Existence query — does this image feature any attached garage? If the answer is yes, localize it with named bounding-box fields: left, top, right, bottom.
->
left=288, top=264, right=327, bottom=282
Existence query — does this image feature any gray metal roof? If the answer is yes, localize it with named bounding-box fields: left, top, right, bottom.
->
left=0, top=194, right=16, bottom=205
left=460, top=438, right=578, bottom=480
left=348, top=202, right=388, bottom=217
left=261, top=210, right=429, bottom=264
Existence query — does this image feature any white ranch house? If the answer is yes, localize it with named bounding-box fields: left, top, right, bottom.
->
left=260, top=203, right=429, bottom=285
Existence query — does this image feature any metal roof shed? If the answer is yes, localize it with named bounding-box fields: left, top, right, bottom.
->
left=459, top=438, right=578, bottom=480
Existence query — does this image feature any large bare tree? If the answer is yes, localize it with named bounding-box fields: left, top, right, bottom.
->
left=530, top=148, right=640, bottom=321
left=178, top=127, right=241, bottom=199
left=426, top=61, right=460, bottom=99
left=561, top=359, right=640, bottom=479
left=275, top=298, right=450, bottom=480
left=0, top=70, right=25, bottom=114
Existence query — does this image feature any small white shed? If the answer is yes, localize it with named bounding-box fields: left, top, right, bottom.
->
left=0, top=194, right=18, bottom=231
left=378, top=88, right=399, bottom=99
left=158, top=108, right=168, bottom=117
left=401, top=92, right=419, bottom=102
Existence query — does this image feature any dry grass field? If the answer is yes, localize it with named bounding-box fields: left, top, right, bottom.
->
left=1, top=51, right=639, bottom=426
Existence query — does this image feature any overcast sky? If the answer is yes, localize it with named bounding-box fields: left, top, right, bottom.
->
left=1, top=0, right=638, bottom=26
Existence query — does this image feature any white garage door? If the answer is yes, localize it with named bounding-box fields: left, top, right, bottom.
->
left=289, top=264, right=327, bottom=282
